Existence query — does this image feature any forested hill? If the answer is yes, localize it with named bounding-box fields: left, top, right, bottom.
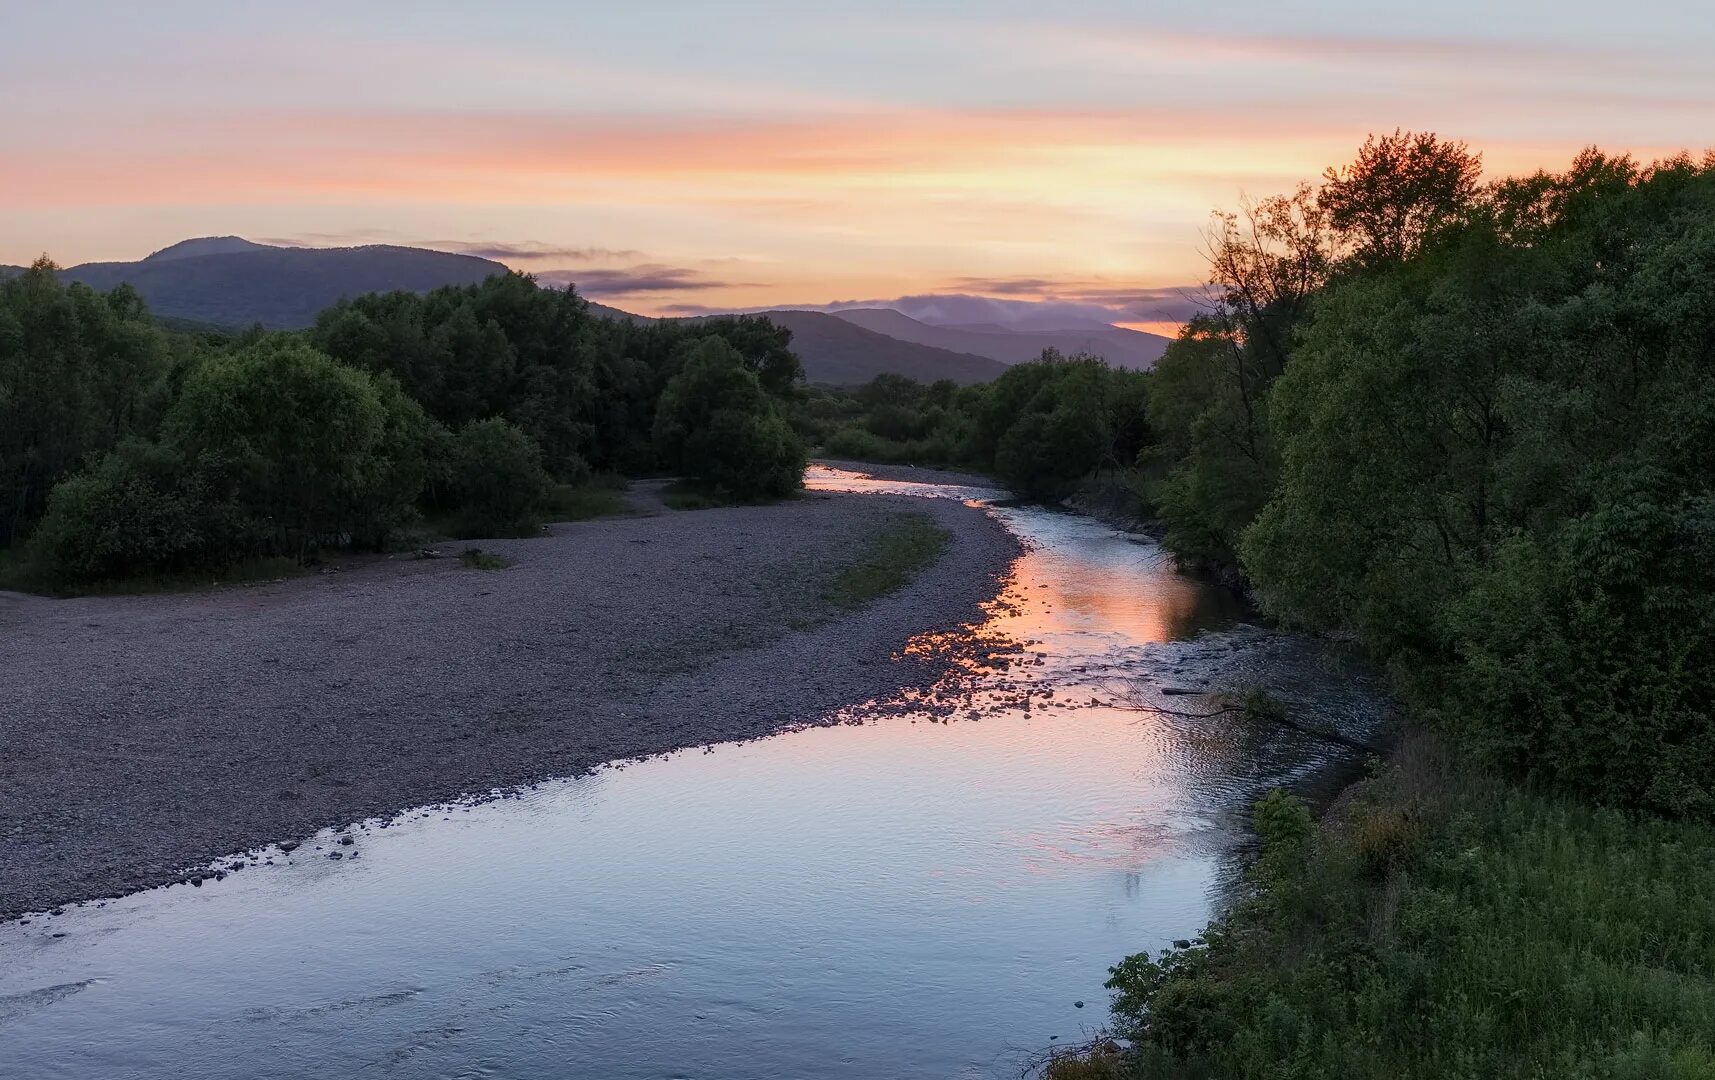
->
left=60, top=240, right=506, bottom=328
left=578, top=302, right=1009, bottom=385
left=742, top=310, right=1006, bottom=385
left=44, top=239, right=1015, bottom=384
left=831, top=307, right=1169, bottom=370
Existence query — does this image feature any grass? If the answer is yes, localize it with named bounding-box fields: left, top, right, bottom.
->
left=540, top=482, right=629, bottom=522
left=822, top=511, right=951, bottom=609
left=657, top=480, right=798, bottom=511
left=0, top=551, right=303, bottom=597
left=1074, top=729, right=1715, bottom=1080
left=457, top=547, right=511, bottom=571
left=659, top=481, right=738, bottom=511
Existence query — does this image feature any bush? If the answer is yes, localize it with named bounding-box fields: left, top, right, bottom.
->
left=167, top=338, right=429, bottom=557
left=1442, top=483, right=1715, bottom=818
left=993, top=405, right=1107, bottom=501
left=28, top=441, right=250, bottom=586
left=1100, top=755, right=1715, bottom=1080
left=653, top=338, right=805, bottom=500
left=448, top=417, right=551, bottom=536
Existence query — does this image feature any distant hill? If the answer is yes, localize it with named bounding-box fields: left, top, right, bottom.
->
left=586, top=300, right=651, bottom=323
left=60, top=239, right=507, bottom=329
left=743, top=310, right=1006, bottom=386
left=29, top=235, right=1131, bottom=386
left=830, top=307, right=1170, bottom=370
left=584, top=302, right=1007, bottom=386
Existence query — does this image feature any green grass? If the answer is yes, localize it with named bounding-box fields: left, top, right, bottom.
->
left=0, top=551, right=303, bottom=597
left=659, top=481, right=738, bottom=511
left=1079, top=730, right=1715, bottom=1080
left=540, top=483, right=630, bottom=522
left=822, top=511, right=951, bottom=609
left=657, top=480, right=799, bottom=511
left=457, top=547, right=511, bottom=571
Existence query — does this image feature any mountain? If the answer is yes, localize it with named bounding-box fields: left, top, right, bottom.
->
left=584, top=302, right=1006, bottom=385
left=60, top=239, right=507, bottom=328
left=829, top=307, right=1170, bottom=370
left=745, top=310, right=1006, bottom=386
left=586, top=300, right=651, bottom=323
left=141, top=236, right=274, bottom=262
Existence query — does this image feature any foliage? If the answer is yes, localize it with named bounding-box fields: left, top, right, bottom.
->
left=4, top=266, right=817, bottom=590
left=1099, top=744, right=1715, bottom=1079
left=1239, top=150, right=1715, bottom=812
left=446, top=417, right=552, bottom=537
left=652, top=338, right=806, bottom=500
left=457, top=546, right=510, bottom=571
left=313, top=274, right=805, bottom=479
left=539, top=483, right=630, bottom=523
left=167, top=337, right=429, bottom=556
left=27, top=440, right=250, bottom=586
left=1319, top=129, right=1484, bottom=265
left=1097, top=137, right=1715, bottom=1078
left=0, top=260, right=175, bottom=545
left=822, top=511, right=951, bottom=609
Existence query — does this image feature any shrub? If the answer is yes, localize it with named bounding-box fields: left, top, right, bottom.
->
left=28, top=440, right=250, bottom=586
left=653, top=338, right=805, bottom=500
left=166, top=338, right=428, bottom=557
left=448, top=417, right=551, bottom=536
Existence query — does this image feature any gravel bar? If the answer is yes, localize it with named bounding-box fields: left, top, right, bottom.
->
left=0, top=491, right=1020, bottom=919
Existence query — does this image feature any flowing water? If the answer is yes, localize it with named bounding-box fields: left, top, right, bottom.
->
left=0, top=467, right=1384, bottom=1079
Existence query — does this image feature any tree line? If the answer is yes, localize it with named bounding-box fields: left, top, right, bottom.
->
left=0, top=266, right=807, bottom=587
left=809, top=133, right=1714, bottom=823
left=1023, top=134, right=1715, bottom=1079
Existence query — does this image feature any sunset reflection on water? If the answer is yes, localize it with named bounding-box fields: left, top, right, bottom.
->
left=0, top=467, right=1369, bottom=1080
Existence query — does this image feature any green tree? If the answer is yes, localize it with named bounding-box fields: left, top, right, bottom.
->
left=653, top=338, right=806, bottom=499
left=447, top=417, right=551, bottom=536
left=0, top=260, right=174, bottom=544
left=166, top=338, right=426, bottom=557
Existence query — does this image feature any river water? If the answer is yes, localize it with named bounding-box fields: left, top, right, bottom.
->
left=0, top=467, right=1383, bottom=1079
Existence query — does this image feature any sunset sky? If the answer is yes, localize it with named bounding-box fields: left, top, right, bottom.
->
left=5, top=1, right=1712, bottom=331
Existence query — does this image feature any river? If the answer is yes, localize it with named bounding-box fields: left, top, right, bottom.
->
left=0, top=466, right=1383, bottom=1079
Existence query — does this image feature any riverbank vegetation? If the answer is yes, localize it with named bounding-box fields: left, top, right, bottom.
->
left=790, top=360, right=1151, bottom=502
left=822, top=511, right=951, bottom=609
left=1040, top=135, right=1715, bottom=1076
left=0, top=267, right=806, bottom=592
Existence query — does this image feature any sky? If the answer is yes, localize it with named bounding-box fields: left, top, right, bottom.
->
left=4, top=1, right=1712, bottom=332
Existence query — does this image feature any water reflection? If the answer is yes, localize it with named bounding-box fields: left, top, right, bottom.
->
left=0, top=467, right=1382, bottom=1080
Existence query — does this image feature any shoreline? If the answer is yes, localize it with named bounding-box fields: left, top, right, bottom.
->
left=1, top=491, right=1021, bottom=920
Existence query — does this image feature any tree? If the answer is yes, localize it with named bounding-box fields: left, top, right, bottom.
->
left=166, top=338, right=425, bottom=557
left=653, top=338, right=806, bottom=499
left=447, top=417, right=551, bottom=536
left=0, top=261, right=174, bottom=544
left=1319, top=129, right=1483, bottom=267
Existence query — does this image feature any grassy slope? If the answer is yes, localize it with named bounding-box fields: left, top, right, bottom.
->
left=1069, top=731, right=1715, bottom=1080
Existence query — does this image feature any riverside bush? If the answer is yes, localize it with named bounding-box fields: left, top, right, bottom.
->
left=28, top=440, right=249, bottom=586
left=653, top=338, right=806, bottom=500
left=1101, top=746, right=1715, bottom=1080
left=447, top=417, right=552, bottom=536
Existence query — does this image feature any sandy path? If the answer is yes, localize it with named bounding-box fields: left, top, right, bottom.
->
left=0, top=492, right=1019, bottom=919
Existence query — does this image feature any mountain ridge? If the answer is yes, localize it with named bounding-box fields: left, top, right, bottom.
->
left=829, top=307, right=1168, bottom=370
left=30, top=237, right=1159, bottom=385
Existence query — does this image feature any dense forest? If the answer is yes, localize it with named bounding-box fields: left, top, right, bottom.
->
left=0, top=266, right=807, bottom=588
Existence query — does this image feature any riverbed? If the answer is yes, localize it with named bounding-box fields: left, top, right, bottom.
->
left=0, top=467, right=1384, bottom=1079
